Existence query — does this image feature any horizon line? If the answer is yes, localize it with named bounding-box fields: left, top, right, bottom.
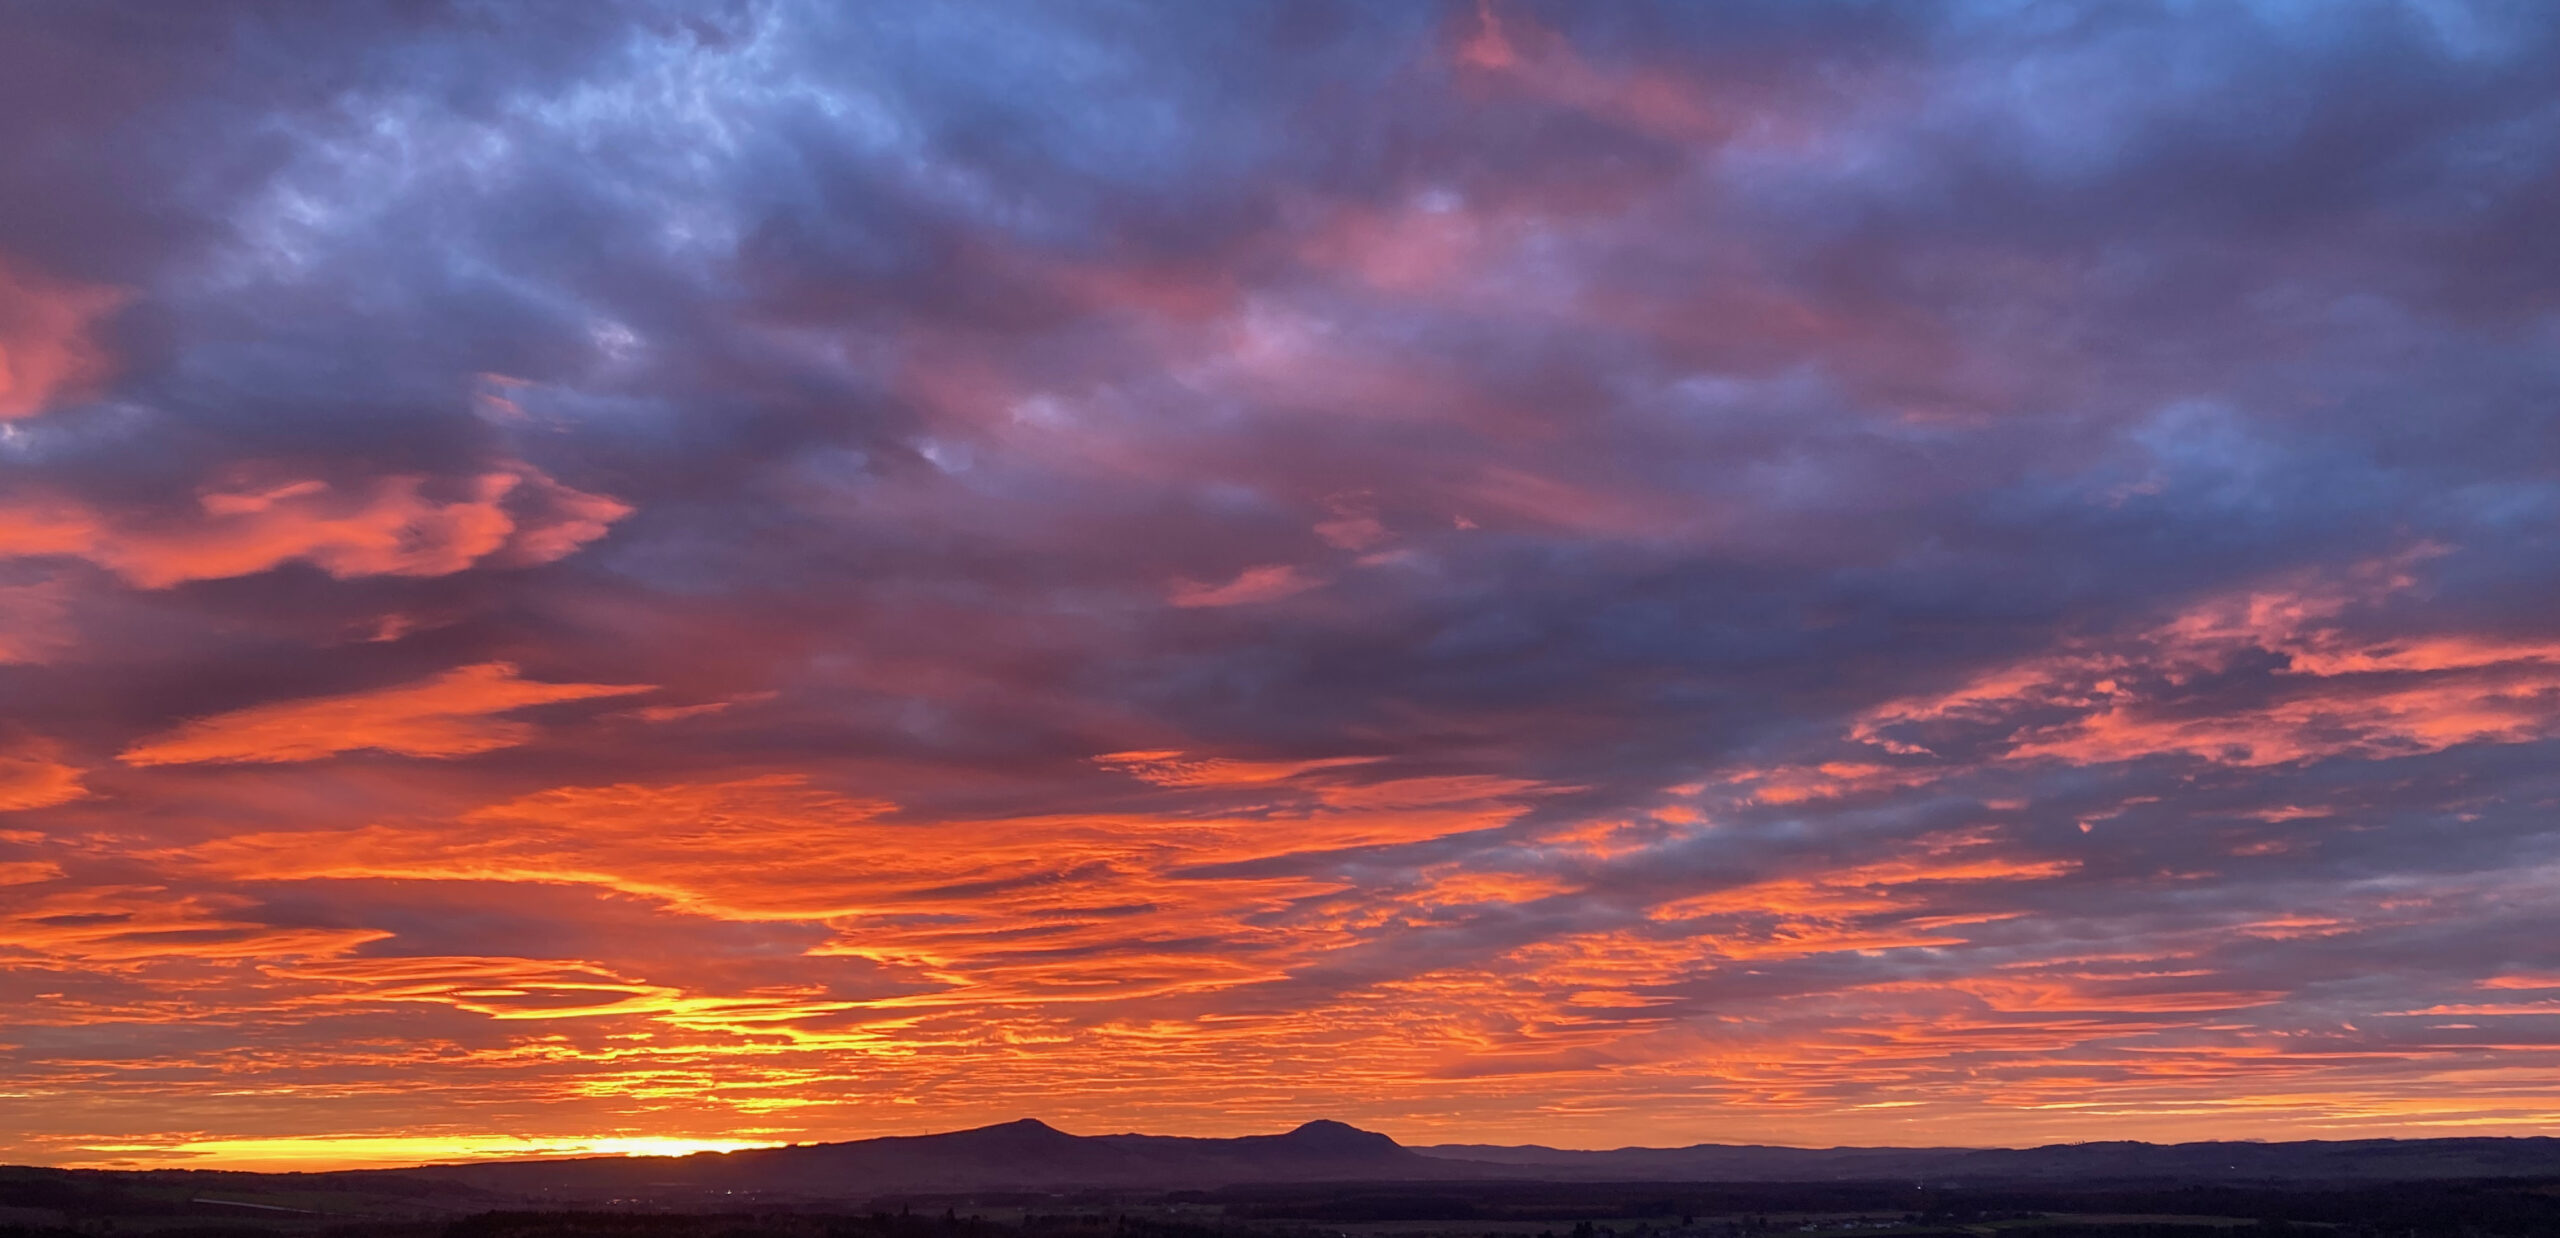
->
left=19, top=1117, right=2558, bottom=1175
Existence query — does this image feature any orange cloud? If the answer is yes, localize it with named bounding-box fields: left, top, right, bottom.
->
left=0, top=462, right=630, bottom=588
left=22, top=591, right=2559, bottom=1164
left=1954, top=975, right=2287, bottom=1014
left=118, top=661, right=655, bottom=766
left=2394, top=1001, right=2560, bottom=1017
left=269, top=954, right=860, bottom=1026
left=1650, top=827, right=2076, bottom=927
left=0, top=859, right=62, bottom=884
left=1410, top=866, right=1577, bottom=908
left=0, top=884, right=388, bottom=961
left=0, top=256, right=126, bottom=419
left=182, top=763, right=1547, bottom=1023
left=2480, top=975, right=2560, bottom=991
left=0, top=740, right=85, bottom=811
left=1726, top=760, right=1941, bottom=805
left=193, top=775, right=901, bottom=920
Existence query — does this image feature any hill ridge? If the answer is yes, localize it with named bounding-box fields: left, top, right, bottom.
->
left=18, top=1125, right=2560, bottom=1201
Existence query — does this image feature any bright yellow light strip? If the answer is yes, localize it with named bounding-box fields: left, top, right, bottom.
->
left=62, top=1134, right=786, bottom=1172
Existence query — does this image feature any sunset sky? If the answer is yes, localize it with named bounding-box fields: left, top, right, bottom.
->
left=5, top=0, right=2560, bottom=1172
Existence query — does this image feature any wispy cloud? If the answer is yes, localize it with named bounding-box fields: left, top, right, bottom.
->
left=120, top=662, right=654, bottom=765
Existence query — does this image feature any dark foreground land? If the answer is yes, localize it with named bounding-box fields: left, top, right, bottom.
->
left=13, top=1125, right=2560, bottom=1238
left=13, top=1174, right=2560, bottom=1238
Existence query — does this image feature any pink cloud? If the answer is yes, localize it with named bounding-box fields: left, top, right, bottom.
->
left=1450, top=1, right=1742, bottom=144
left=0, top=461, right=630, bottom=588
left=1314, top=494, right=1390, bottom=550
left=1168, top=563, right=1320, bottom=607
left=1852, top=556, right=2560, bottom=769
left=0, top=576, right=72, bottom=664
left=1097, top=749, right=1383, bottom=787
left=0, top=256, right=126, bottom=420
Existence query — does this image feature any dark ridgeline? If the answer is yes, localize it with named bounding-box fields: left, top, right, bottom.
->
left=398, top=1122, right=2560, bottom=1199
left=1414, top=1133, right=2560, bottom=1184
left=424, top=1120, right=1439, bottom=1196
left=14, top=1123, right=2560, bottom=1207
left=13, top=1125, right=2560, bottom=1238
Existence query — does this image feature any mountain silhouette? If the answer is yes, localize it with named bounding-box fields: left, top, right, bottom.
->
left=337, top=1123, right=2560, bottom=1203
left=417, top=1119, right=1453, bottom=1199
left=10, top=1122, right=2560, bottom=1209
left=1413, top=1134, right=2560, bottom=1184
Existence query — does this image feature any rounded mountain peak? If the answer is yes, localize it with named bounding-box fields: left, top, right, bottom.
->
left=1283, top=1120, right=1399, bottom=1151
left=955, top=1117, right=1075, bottom=1145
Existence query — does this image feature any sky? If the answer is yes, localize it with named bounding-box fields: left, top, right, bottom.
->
left=2, top=0, right=2559, bottom=1172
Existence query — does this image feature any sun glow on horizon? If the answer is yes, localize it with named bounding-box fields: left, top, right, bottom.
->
left=54, top=1134, right=789, bottom=1173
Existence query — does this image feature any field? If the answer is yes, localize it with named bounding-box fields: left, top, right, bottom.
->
left=9, top=1171, right=2560, bottom=1238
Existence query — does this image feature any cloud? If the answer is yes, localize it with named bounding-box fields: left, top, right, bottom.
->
left=1169, top=563, right=1322, bottom=608
left=0, top=255, right=123, bottom=419
left=187, top=765, right=1545, bottom=984
left=1852, top=560, right=2560, bottom=770
left=0, top=463, right=630, bottom=588
left=0, top=576, right=72, bottom=664
left=0, top=740, right=83, bottom=810
left=0, top=883, right=388, bottom=961
left=1096, top=749, right=1383, bottom=787
left=118, top=662, right=655, bottom=765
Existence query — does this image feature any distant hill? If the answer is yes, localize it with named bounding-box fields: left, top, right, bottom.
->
left=1411, top=1135, right=2560, bottom=1184
left=403, top=1122, right=2560, bottom=1200
left=14, top=1123, right=2560, bottom=1211
left=404, top=1119, right=1466, bottom=1200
